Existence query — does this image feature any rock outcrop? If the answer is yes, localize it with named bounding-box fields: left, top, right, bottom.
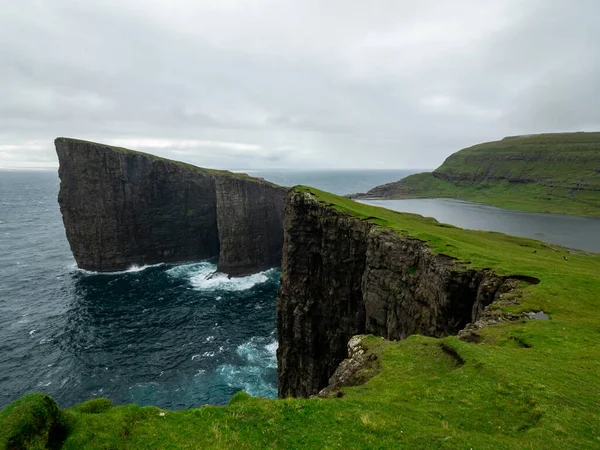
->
left=277, top=190, right=518, bottom=398
left=56, top=138, right=286, bottom=275
left=215, top=177, right=285, bottom=276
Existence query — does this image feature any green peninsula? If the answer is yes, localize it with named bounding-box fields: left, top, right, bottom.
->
left=353, top=132, right=600, bottom=217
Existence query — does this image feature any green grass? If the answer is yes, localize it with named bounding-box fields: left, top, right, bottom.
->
left=362, top=132, right=600, bottom=217
left=3, top=186, right=600, bottom=449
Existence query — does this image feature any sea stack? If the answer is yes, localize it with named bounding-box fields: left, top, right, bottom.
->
left=55, top=138, right=286, bottom=275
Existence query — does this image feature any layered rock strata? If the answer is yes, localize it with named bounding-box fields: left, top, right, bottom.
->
left=277, top=190, right=518, bottom=398
left=56, top=138, right=286, bottom=275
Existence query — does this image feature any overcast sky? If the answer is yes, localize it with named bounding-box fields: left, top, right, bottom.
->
left=1, top=0, right=598, bottom=170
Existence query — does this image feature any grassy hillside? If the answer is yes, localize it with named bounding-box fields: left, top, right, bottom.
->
left=358, top=132, right=600, bottom=217
left=2, top=187, right=600, bottom=449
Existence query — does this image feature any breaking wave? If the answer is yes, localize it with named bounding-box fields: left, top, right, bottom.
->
left=73, top=262, right=165, bottom=276
left=167, top=261, right=276, bottom=292
left=217, top=334, right=278, bottom=398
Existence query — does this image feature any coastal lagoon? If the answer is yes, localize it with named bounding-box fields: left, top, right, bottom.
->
left=363, top=198, right=600, bottom=253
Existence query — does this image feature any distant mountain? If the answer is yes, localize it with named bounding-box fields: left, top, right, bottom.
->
left=351, top=132, right=600, bottom=217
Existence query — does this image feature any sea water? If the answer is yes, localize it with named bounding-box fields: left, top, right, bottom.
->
left=0, top=169, right=413, bottom=409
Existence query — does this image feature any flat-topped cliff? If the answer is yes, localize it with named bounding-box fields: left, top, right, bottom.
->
left=55, top=138, right=286, bottom=275
left=277, top=188, right=525, bottom=397
left=351, top=132, right=600, bottom=217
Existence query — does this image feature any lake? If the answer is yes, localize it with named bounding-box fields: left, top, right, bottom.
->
left=362, top=198, right=600, bottom=253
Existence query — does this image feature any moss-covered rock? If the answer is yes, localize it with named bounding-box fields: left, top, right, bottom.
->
left=70, top=398, right=114, bottom=415
left=0, top=393, right=67, bottom=449
left=228, top=392, right=253, bottom=406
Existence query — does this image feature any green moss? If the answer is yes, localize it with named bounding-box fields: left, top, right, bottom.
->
left=70, top=398, right=114, bottom=415
left=3, top=187, right=600, bottom=449
left=228, top=392, right=254, bottom=406
left=0, top=393, right=67, bottom=449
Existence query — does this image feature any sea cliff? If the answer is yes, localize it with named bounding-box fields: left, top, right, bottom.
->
left=2, top=146, right=600, bottom=449
left=277, top=189, right=523, bottom=397
left=55, top=138, right=286, bottom=275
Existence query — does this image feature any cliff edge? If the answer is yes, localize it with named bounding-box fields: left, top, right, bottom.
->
left=277, top=187, right=534, bottom=397
left=56, top=138, right=286, bottom=275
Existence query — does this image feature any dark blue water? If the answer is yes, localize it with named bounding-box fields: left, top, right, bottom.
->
left=0, top=169, right=414, bottom=410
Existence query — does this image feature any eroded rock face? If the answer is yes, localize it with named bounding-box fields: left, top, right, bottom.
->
left=215, top=177, right=286, bottom=276
left=317, top=335, right=380, bottom=398
left=276, top=192, right=370, bottom=397
left=277, top=191, right=515, bottom=398
left=56, top=138, right=285, bottom=275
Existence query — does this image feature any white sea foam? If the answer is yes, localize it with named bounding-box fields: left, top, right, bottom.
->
left=73, top=262, right=164, bottom=276
left=215, top=334, right=278, bottom=397
left=217, top=364, right=277, bottom=398
left=125, top=264, right=159, bottom=273
left=234, top=336, right=278, bottom=367
left=265, top=340, right=278, bottom=356
left=167, top=261, right=275, bottom=292
left=190, top=268, right=274, bottom=292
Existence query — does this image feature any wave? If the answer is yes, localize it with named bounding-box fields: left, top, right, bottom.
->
left=217, top=365, right=276, bottom=398
left=73, top=262, right=165, bottom=276
left=236, top=337, right=278, bottom=369
left=216, top=334, right=278, bottom=398
left=167, top=261, right=276, bottom=292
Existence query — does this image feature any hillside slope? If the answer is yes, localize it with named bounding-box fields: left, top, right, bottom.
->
left=353, top=132, right=600, bottom=217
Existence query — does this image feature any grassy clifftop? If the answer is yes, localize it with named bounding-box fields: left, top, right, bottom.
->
left=54, top=137, right=274, bottom=184
left=357, top=132, right=600, bottom=217
left=2, top=187, right=600, bottom=449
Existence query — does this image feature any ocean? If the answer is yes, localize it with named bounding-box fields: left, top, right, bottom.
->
left=0, top=168, right=414, bottom=410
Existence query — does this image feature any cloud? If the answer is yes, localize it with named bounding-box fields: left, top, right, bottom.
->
left=0, top=0, right=598, bottom=170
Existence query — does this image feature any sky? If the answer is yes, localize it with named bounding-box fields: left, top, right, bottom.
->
left=1, top=0, right=599, bottom=170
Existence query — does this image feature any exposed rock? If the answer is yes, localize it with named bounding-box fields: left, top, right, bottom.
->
left=277, top=191, right=521, bottom=398
left=56, top=138, right=286, bottom=275
left=215, top=176, right=286, bottom=276
left=277, top=191, right=371, bottom=398
left=317, top=335, right=380, bottom=398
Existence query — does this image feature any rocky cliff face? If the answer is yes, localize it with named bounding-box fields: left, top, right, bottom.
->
left=277, top=190, right=517, bottom=398
left=215, top=177, right=286, bottom=276
left=56, top=138, right=286, bottom=275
